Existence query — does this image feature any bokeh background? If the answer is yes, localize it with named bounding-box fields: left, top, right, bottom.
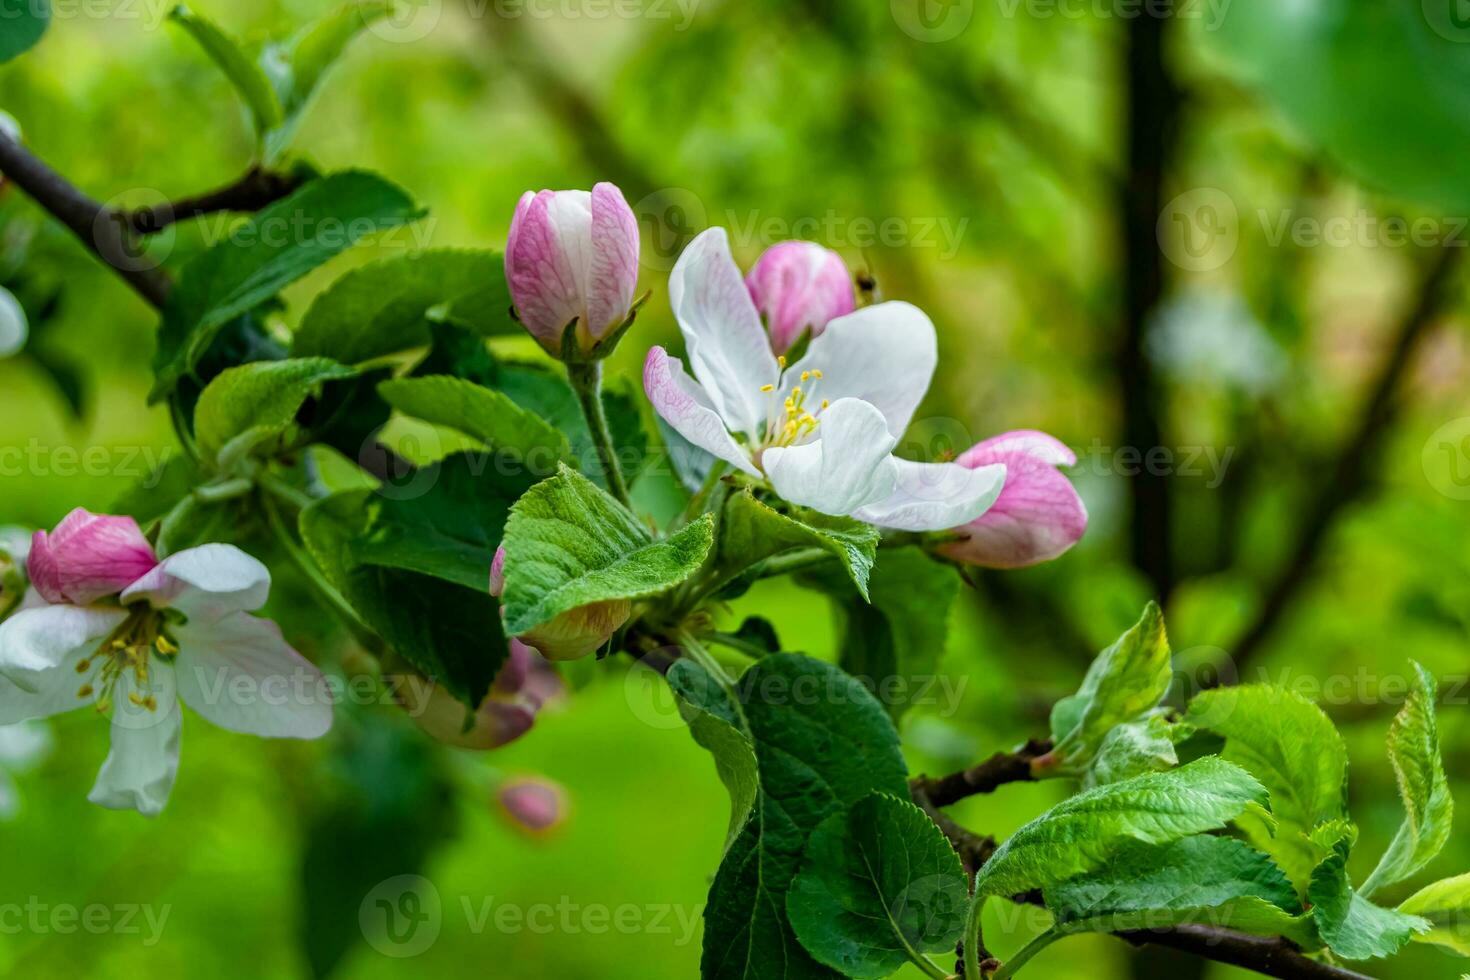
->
left=1, top=1, right=1468, bottom=978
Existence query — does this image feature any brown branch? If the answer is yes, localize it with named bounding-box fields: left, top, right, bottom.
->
left=0, top=132, right=173, bottom=308
left=1228, top=244, right=1462, bottom=677
left=121, top=166, right=305, bottom=235
left=910, top=738, right=1050, bottom=808
left=1117, top=926, right=1375, bottom=980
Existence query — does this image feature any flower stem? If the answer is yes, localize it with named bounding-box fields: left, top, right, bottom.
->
left=673, top=629, right=736, bottom=688
left=566, top=360, right=632, bottom=508
left=680, top=459, right=729, bottom=527
left=990, top=927, right=1064, bottom=980
left=258, top=482, right=372, bottom=642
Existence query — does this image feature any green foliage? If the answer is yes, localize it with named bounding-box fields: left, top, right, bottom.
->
left=974, top=757, right=1267, bottom=901
left=1308, top=830, right=1430, bottom=960
left=193, top=356, right=355, bottom=464
left=379, top=374, right=569, bottom=469
left=1185, top=684, right=1348, bottom=888
left=719, top=489, right=878, bottom=598
left=1046, top=602, right=1172, bottom=778
left=1398, top=872, right=1470, bottom=956
left=498, top=465, right=714, bottom=636
left=0, top=0, right=48, bottom=64
left=291, top=248, right=512, bottom=363
left=150, top=171, right=424, bottom=401
left=1362, top=661, right=1453, bottom=897
left=1087, top=713, right=1191, bottom=788
left=679, top=653, right=908, bottom=980
left=669, top=659, right=760, bottom=852
left=787, top=793, right=968, bottom=979
left=169, top=5, right=284, bottom=140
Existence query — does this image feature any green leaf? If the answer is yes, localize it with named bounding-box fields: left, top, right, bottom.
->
left=378, top=375, right=569, bottom=477
left=1184, top=684, right=1348, bottom=888
left=150, top=170, right=425, bottom=402
left=974, top=757, right=1267, bottom=901
left=1399, top=872, right=1470, bottom=956
left=193, top=356, right=356, bottom=464
left=1087, top=713, right=1190, bottom=788
left=1047, top=602, right=1172, bottom=775
left=1308, top=830, right=1429, bottom=960
left=1361, top=661, right=1453, bottom=897
left=499, top=465, right=714, bottom=636
left=668, top=659, right=759, bottom=852
left=720, top=490, right=878, bottom=598
left=301, top=489, right=507, bottom=706
left=0, top=0, right=48, bottom=65
left=684, top=653, right=909, bottom=980
left=787, top=793, right=968, bottom=979
left=495, top=362, right=649, bottom=491
left=291, top=249, right=512, bottom=363
left=1209, top=1, right=1470, bottom=213
left=170, top=5, right=284, bottom=138
left=799, top=546, right=959, bottom=722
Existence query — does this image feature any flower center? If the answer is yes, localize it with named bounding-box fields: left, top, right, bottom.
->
left=78, top=605, right=178, bottom=714
left=758, top=356, right=830, bottom=450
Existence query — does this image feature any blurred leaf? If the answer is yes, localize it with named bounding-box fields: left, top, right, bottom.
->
left=169, top=4, right=284, bottom=139
left=151, top=171, right=424, bottom=401
left=193, top=356, right=356, bottom=463
left=291, top=248, right=510, bottom=363
left=414, top=320, right=496, bottom=386
left=113, top=453, right=206, bottom=525
left=720, top=489, right=878, bottom=598
left=974, top=758, right=1267, bottom=900
left=1399, top=872, right=1470, bottom=956
left=24, top=344, right=83, bottom=419
left=1308, top=829, right=1429, bottom=960
left=0, top=0, right=49, bottom=63
left=1362, top=661, right=1453, bottom=897
left=787, top=793, right=967, bottom=979
left=379, top=374, right=569, bottom=470
left=499, top=465, right=713, bottom=636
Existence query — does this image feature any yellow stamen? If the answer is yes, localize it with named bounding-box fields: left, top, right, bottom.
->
left=77, top=684, right=93, bottom=699
left=143, top=696, right=157, bottom=712
left=821, top=399, right=830, bottom=409
left=759, top=384, right=774, bottom=392
left=812, top=369, right=824, bottom=379
left=800, top=370, right=811, bottom=382
left=154, top=634, right=177, bottom=655
left=75, top=659, right=91, bottom=673
left=777, top=355, right=787, bottom=369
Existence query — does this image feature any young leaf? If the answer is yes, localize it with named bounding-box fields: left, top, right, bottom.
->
left=0, top=0, right=48, bottom=64
left=1361, top=661, right=1453, bottom=897
left=378, top=375, right=569, bottom=474
left=498, top=465, right=714, bottom=636
left=974, top=757, right=1267, bottom=900
left=193, top=356, right=356, bottom=463
left=720, top=489, right=878, bottom=598
left=151, top=171, right=424, bottom=401
left=1308, top=830, right=1429, bottom=960
left=787, top=793, right=968, bottom=979
left=685, top=654, right=909, bottom=980
left=1184, top=684, right=1348, bottom=888
left=170, top=5, right=284, bottom=138
left=1046, top=601, right=1172, bottom=775
left=1086, top=712, right=1190, bottom=787
left=1398, top=872, right=1470, bottom=956
left=291, top=248, right=512, bottom=363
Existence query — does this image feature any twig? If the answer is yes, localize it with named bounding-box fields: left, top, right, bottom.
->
left=121, top=166, right=305, bottom=234
left=1228, top=244, right=1462, bottom=676
left=1116, top=926, right=1375, bottom=980
left=910, top=738, right=1051, bottom=808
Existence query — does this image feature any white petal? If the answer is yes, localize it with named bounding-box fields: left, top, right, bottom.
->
left=174, top=613, right=332, bottom=739
left=643, top=347, right=760, bottom=477
left=669, top=228, right=779, bottom=439
left=763, top=398, right=899, bottom=516
left=120, top=544, right=270, bottom=625
left=88, top=667, right=181, bottom=817
left=787, top=301, right=937, bottom=438
left=0, top=649, right=98, bottom=724
left=855, top=459, right=1007, bottom=532
left=0, top=605, right=125, bottom=692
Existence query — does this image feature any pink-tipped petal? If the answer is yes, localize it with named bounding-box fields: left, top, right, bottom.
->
left=505, top=189, right=587, bottom=351
left=26, top=509, right=157, bottom=605
left=488, top=545, right=507, bottom=598
left=643, top=347, right=760, bottom=476
left=745, top=241, right=855, bottom=354
left=586, top=182, right=640, bottom=340
left=941, top=431, right=1087, bottom=568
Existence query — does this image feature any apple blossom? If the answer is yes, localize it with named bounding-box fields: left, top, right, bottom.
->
left=0, top=539, right=332, bottom=816
left=505, top=182, right=641, bottom=358
left=937, top=431, right=1087, bottom=568
left=402, top=638, right=563, bottom=749
left=643, top=227, right=1005, bottom=530
left=489, top=545, right=630, bottom=661
left=27, top=508, right=159, bottom=605
left=745, top=240, right=855, bottom=355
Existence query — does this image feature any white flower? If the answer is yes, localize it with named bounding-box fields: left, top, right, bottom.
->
left=0, top=544, right=332, bottom=816
left=643, top=228, right=1005, bottom=530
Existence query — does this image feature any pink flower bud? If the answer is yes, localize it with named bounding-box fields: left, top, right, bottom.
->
left=404, top=639, right=564, bottom=750
left=505, top=182, right=640, bottom=357
left=27, top=509, right=157, bottom=605
left=496, top=776, right=567, bottom=837
left=488, top=545, right=630, bottom=661
left=745, top=240, right=856, bottom=355
left=938, top=431, right=1087, bottom=569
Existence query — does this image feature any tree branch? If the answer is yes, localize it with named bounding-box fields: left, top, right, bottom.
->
left=1116, top=926, right=1375, bottom=980
left=1228, top=244, right=1462, bottom=676
left=0, top=132, right=173, bottom=308
left=121, top=166, right=305, bottom=235
left=910, top=738, right=1050, bottom=808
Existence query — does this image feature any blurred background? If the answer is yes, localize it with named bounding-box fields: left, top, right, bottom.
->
left=0, top=1, right=1467, bottom=977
